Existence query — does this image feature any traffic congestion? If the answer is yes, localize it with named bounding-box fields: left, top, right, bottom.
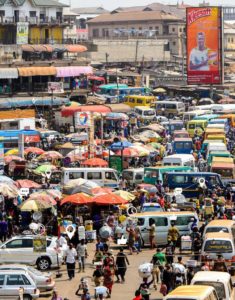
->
left=0, top=72, right=234, bottom=300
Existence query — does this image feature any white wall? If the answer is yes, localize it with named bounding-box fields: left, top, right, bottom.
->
left=2, top=0, right=59, bottom=19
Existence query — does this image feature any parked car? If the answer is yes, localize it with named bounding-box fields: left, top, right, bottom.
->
left=0, top=235, right=63, bottom=271
left=0, top=269, right=40, bottom=300
left=0, top=265, right=55, bottom=292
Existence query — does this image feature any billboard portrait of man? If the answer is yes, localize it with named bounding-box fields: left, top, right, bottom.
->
left=186, top=7, right=222, bottom=85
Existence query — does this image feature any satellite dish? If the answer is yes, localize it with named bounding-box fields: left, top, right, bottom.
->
left=33, top=211, right=42, bottom=221
left=127, top=206, right=137, bottom=216
left=175, top=194, right=186, bottom=204
left=29, top=223, right=39, bottom=231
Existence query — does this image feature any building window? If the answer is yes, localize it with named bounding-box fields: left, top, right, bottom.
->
left=172, top=41, right=176, bottom=46
left=228, top=38, right=230, bottom=42
left=232, top=38, right=234, bottom=43
left=29, top=11, right=36, bottom=18
left=172, top=27, right=175, bottom=32
left=92, top=28, right=99, bottom=38
left=149, top=26, right=153, bottom=30
left=56, top=12, right=62, bottom=20
left=179, top=28, right=182, bottom=32
left=0, top=10, right=5, bottom=17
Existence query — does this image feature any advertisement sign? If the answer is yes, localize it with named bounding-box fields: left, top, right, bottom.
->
left=74, top=112, right=91, bottom=128
left=33, top=236, right=47, bottom=253
left=109, top=155, right=123, bottom=174
left=16, top=22, right=29, bottom=45
left=18, top=133, right=24, bottom=158
left=0, top=143, right=4, bottom=175
left=186, top=7, right=223, bottom=85
left=48, top=82, right=64, bottom=94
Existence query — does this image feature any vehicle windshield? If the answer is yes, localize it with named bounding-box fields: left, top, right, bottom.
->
left=143, top=110, right=155, bottom=116
left=142, top=206, right=163, bottom=212
left=204, top=240, right=233, bottom=252
left=205, top=227, right=229, bottom=234
left=212, top=168, right=233, bottom=178
left=122, top=171, right=133, bottom=180
left=193, top=281, right=225, bottom=300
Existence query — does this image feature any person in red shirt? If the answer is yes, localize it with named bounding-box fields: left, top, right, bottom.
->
left=158, top=194, right=165, bottom=208
left=132, top=290, right=142, bottom=300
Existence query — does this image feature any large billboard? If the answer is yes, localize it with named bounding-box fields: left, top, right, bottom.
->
left=186, top=7, right=223, bottom=85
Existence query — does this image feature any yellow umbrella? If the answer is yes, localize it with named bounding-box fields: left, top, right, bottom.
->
left=20, top=199, right=52, bottom=211
left=113, top=190, right=135, bottom=201
left=5, top=148, right=19, bottom=156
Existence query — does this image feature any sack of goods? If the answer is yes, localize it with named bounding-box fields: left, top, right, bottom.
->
left=138, top=263, right=153, bottom=279
left=99, top=225, right=112, bottom=239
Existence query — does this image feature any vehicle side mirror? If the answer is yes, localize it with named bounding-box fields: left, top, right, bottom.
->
left=1, top=245, right=6, bottom=249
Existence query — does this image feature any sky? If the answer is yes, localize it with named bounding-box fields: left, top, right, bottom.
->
left=67, top=0, right=235, bottom=10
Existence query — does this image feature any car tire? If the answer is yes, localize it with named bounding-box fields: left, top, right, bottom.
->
left=23, top=295, right=32, bottom=300
left=37, top=257, right=51, bottom=270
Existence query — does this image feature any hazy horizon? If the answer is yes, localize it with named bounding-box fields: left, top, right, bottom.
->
left=65, top=0, right=235, bottom=10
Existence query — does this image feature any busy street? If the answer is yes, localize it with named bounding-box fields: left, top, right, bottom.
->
left=0, top=1, right=235, bottom=300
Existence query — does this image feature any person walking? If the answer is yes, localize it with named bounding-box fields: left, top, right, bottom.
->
left=115, top=248, right=129, bottom=283
left=148, top=219, right=156, bottom=249
left=167, top=222, right=179, bottom=251
left=65, top=243, right=77, bottom=280
left=151, top=248, right=166, bottom=290
left=77, top=239, right=88, bottom=272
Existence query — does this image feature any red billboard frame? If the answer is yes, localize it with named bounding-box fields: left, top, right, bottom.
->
left=186, top=7, right=223, bottom=85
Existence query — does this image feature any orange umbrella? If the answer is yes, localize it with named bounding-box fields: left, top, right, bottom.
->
left=82, top=158, right=108, bottom=167
left=91, top=187, right=113, bottom=195
left=61, top=193, right=93, bottom=205
left=92, top=193, right=128, bottom=205
left=39, top=151, right=63, bottom=160
left=25, top=147, right=45, bottom=155
left=116, top=147, right=139, bottom=157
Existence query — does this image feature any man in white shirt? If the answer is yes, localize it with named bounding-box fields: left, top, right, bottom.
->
left=65, top=243, right=77, bottom=280
left=189, top=32, right=209, bottom=71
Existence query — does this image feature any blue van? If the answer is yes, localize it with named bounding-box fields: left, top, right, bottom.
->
left=173, top=138, right=193, bottom=154
left=163, top=172, right=224, bottom=198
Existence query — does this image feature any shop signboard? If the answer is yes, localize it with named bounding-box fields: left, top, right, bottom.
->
left=16, top=22, right=29, bottom=45
left=48, top=82, right=64, bottom=94
left=109, top=155, right=123, bottom=174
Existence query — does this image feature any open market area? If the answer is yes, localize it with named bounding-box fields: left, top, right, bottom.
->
left=0, top=1, right=235, bottom=300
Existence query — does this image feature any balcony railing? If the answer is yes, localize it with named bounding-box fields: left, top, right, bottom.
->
left=0, top=16, right=65, bottom=25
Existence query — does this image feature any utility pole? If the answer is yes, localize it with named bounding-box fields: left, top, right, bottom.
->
left=135, top=40, right=139, bottom=63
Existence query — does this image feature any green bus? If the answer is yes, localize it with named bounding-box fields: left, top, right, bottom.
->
left=144, top=166, right=192, bottom=185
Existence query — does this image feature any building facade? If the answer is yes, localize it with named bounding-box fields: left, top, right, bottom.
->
left=87, top=10, right=185, bottom=56
left=0, top=0, right=68, bottom=44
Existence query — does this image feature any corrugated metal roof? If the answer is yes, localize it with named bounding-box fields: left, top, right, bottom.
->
left=87, top=10, right=181, bottom=24
left=32, top=0, right=68, bottom=7
left=72, top=7, right=109, bottom=14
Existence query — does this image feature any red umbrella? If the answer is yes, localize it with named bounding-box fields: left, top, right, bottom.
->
left=4, top=155, right=25, bottom=164
left=61, top=193, right=93, bottom=205
left=82, top=158, right=108, bottom=167
left=15, top=179, right=41, bottom=189
left=92, top=193, right=127, bottom=205
left=116, top=147, right=139, bottom=157
left=24, top=147, right=45, bottom=155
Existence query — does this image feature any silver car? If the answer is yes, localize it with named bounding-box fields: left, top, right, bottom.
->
left=0, top=269, right=40, bottom=299
left=0, top=265, right=55, bottom=292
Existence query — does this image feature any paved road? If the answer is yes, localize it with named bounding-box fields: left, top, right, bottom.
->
left=41, top=243, right=163, bottom=300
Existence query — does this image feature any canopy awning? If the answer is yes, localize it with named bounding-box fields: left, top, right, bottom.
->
left=0, top=97, right=69, bottom=108
left=0, top=68, right=18, bottom=79
left=65, top=45, right=87, bottom=53
left=105, top=103, right=132, bottom=113
left=56, top=66, right=93, bottom=77
left=18, top=66, right=56, bottom=77
left=61, top=105, right=111, bottom=117
left=22, top=45, right=59, bottom=53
